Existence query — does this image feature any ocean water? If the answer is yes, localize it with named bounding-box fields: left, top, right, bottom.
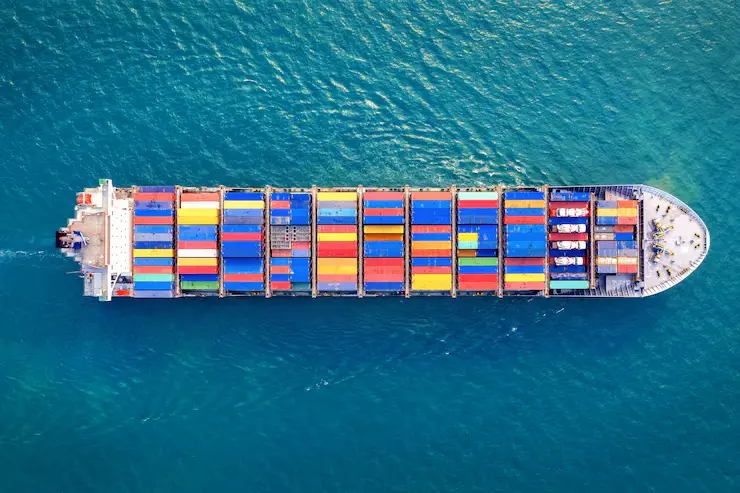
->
left=1, top=0, right=739, bottom=491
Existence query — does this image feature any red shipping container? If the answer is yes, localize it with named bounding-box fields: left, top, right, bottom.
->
left=134, top=266, right=174, bottom=274
left=114, top=289, right=131, bottom=296
left=270, top=200, right=290, bottom=209
left=317, top=274, right=357, bottom=283
left=178, top=266, right=218, bottom=274
left=614, top=225, right=635, bottom=233
left=505, top=257, right=545, bottom=266
left=458, top=282, right=498, bottom=291
left=457, top=200, right=498, bottom=208
left=134, top=216, right=173, bottom=225
left=178, top=241, right=217, bottom=249
left=617, top=200, right=638, bottom=208
left=181, top=192, right=220, bottom=202
left=318, top=241, right=357, bottom=252
left=133, top=192, right=175, bottom=202
left=271, top=250, right=292, bottom=257
left=411, top=192, right=450, bottom=200
left=364, top=258, right=404, bottom=267
left=365, top=191, right=404, bottom=200
left=549, top=233, right=588, bottom=241
left=411, top=266, right=452, bottom=274
left=364, top=266, right=404, bottom=276
left=617, top=216, right=638, bottom=225
left=363, top=208, right=403, bottom=216
left=410, top=249, right=452, bottom=257
left=458, top=274, right=498, bottom=283
left=318, top=225, right=357, bottom=233
left=318, top=248, right=358, bottom=258
left=224, top=274, right=263, bottom=282
left=271, top=265, right=291, bottom=274
left=504, top=216, right=546, bottom=225
left=547, top=201, right=588, bottom=209
left=504, top=282, right=546, bottom=291
left=292, top=241, right=311, bottom=250
left=364, top=273, right=404, bottom=282
left=617, top=265, right=638, bottom=274
left=271, top=281, right=292, bottom=290
left=411, top=225, right=451, bottom=233
left=222, top=232, right=262, bottom=241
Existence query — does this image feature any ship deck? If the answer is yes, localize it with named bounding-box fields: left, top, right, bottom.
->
left=57, top=181, right=709, bottom=300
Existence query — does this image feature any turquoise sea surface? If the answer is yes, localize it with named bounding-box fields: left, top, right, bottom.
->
left=1, top=1, right=739, bottom=491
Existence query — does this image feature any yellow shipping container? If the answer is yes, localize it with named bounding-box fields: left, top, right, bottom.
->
left=598, top=208, right=618, bottom=217
left=133, top=249, right=174, bottom=258
left=177, top=257, right=218, bottom=266
left=505, top=199, right=545, bottom=208
left=178, top=208, right=219, bottom=217
left=317, top=263, right=357, bottom=275
left=504, top=273, right=546, bottom=282
left=412, top=240, right=451, bottom=249
left=317, top=232, right=357, bottom=241
left=457, top=233, right=478, bottom=241
left=616, top=208, right=638, bottom=217
left=412, top=274, right=452, bottom=290
left=317, top=192, right=357, bottom=201
left=617, top=257, right=638, bottom=265
left=223, top=200, right=265, bottom=209
left=364, top=225, right=404, bottom=234
left=178, top=216, right=219, bottom=225
left=318, top=258, right=356, bottom=266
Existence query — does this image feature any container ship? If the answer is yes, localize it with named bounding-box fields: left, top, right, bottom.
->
left=56, top=180, right=709, bottom=301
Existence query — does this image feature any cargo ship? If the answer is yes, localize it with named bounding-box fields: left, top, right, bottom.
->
left=56, top=180, right=709, bottom=300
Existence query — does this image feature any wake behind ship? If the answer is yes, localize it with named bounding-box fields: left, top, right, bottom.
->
left=56, top=180, right=709, bottom=301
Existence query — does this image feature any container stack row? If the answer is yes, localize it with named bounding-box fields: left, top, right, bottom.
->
left=269, top=192, right=311, bottom=292
left=317, top=192, right=358, bottom=292
left=177, top=192, right=220, bottom=294
left=363, top=191, right=405, bottom=292
left=548, top=190, right=591, bottom=290
left=596, top=200, right=639, bottom=275
left=456, top=191, right=499, bottom=292
left=132, top=186, right=176, bottom=298
left=503, top=191, right=546, bottom=291
left=222, top=191, right=265, bottom=293
left=410, top=191, right=452, bottom=291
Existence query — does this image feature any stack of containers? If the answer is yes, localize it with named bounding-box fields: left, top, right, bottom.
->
left=363, top=191, right=405, bottom=292
left=177, top=192, right=220, bottom=293
left=456, top=191, right=499, bottom=292
left=548, top=190, right=590, bottom=290
left=596, top=200, right=638, bottom=275
left=270, top=192, right=311, bottom=292
left=222, top=191, right=265, bottom=293
left=132, top=186, right=176, bottom=298
left=317, top=191, right=358, bottom=292
left=503, top=191, right=546, bottom=291
left=410, top=191, right=452, bottom=291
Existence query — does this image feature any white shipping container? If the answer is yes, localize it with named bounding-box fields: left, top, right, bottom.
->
left=180, top=201, right=221, bottom=209
left=177, top=249, right=218, bottom=258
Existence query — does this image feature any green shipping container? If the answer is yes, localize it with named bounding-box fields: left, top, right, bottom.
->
left=133, top=273, right=175, bottom=282
left=181, top=281, right=219, bottom=290
left=458, top=257, right=498, bottom=266
left=549, top=280, right=589, bottom=290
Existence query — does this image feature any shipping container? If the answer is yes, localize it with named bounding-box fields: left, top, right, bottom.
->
left=176, top=190, right=223, bottom=293
left=317, top=190, right=358, bottom=292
